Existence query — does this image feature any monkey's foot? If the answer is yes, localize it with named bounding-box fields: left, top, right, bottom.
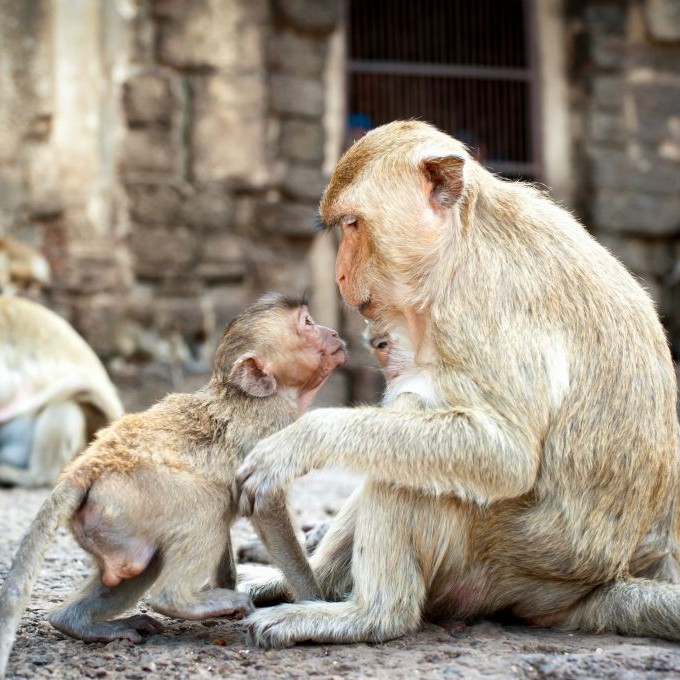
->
left=246, top=601, right=406, bottom=648
left=150, top=589, right=254, bottom=621
left=49, top=613, right=163, bottom=643
left=239, top=565, right=292, bottom=605
left=245, top=605, right=307, bottom=648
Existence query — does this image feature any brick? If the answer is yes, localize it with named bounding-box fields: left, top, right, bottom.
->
left=281, top=164, right=326, bottom=201
left=123, top=73, right=176, bottom=127
left=157, top=0, right=264, bottom=71
left=196, top=232, right=246, bottom=281
left=273, top=0, right=340, bottom=33
left=592, top=76, right=625, bottom=112
left=119, top=128, right=180, bottom=177
left=255, top=200, right=318, bottom=236
left=180, top=183, right=235, bottom=231
left=129, top=224, right=198, bottom=277
left=191, top=74, right=268, bottom=185
left=270, top=75, right=324, bottom=117
left=593, top=189, right=680, bottom=236
left=268, top=31, right=326, bottom=77
left=584, top=4, right=627, bottom=36
left=645, top=0, right=680, bottom=42
left=280, top=119, right=325, bottom=162
left=126, top=184, right=183, bottom=224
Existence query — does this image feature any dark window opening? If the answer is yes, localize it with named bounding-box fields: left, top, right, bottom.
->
left=347, top=0, right=540, bottom=181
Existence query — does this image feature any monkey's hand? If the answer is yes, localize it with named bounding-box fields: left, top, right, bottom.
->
left=237, top=423, right=316, bottom=516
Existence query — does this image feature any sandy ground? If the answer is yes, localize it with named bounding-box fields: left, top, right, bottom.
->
left=3, top=470, right=680, bottom=680
left=2, top=371, right=680, bottom=678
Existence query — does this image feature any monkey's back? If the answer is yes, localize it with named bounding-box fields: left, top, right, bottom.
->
left=65, top=387, right=298, bottom=489
left=446, top=178, right=679, bottom=591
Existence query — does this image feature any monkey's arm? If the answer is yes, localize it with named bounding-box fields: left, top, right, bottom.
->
left=237, top=405, right=540, bottom=516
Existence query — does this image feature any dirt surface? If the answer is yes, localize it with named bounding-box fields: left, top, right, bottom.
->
left=2, top=471, right=680, bottom=680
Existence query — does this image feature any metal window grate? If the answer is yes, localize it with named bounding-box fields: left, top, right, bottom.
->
left=347, top=0, right=540, bottom=180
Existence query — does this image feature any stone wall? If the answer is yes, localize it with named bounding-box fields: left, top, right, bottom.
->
left=0, top=0, right=349, bottom=403
left=566, top=0, right=680, bottom=359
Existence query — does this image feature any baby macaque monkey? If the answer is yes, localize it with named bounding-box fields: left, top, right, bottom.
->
left=0, top=294, right=345, bottom=673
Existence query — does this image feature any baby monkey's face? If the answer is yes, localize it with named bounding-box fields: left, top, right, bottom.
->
left=273, top=305, right=346, bottom=392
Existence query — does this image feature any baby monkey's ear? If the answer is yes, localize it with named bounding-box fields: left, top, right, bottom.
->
left=228, top=353, right=277, bottom=397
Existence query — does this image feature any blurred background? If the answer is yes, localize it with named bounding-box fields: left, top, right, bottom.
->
left=0, top=0, right=679, bottom=411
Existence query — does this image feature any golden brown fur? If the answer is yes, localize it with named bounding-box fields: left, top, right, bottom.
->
left=0, top=294, right=345, bottom=676
left=236, top=121, right=680, bottom=648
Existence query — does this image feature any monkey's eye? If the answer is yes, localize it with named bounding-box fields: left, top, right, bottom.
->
left=304, top=315, right=314, bottom=326
left=341, top=215, right=358, bottom=230
left=376, top=341, right=388, bottom=350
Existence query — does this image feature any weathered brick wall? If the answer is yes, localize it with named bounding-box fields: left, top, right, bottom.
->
left=567, top=0, right=680, bottom=359
left=0, top=0, right=348, bottom=404
left=118, top=0, right=342, bottom=373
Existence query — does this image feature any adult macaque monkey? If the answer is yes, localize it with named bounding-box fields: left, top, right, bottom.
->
left=0, top=296, right=123, bottom=486
left=236, top=120, right=680, bottom=647
left=0, top=294, right=345, bottom=676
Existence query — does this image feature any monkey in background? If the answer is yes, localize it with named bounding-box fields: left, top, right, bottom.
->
left=0, top=295, right=123, bottom=487
left=235, top=120, right=680, bottom=648
left=0, top=293, right=346, bottom=677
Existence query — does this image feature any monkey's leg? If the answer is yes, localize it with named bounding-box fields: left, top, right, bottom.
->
left=148, top=530, right=254, bottom=621
left=242, top=486, right=359, bottom=605
left=33, top=401, right=86, bottom=485
left=546, top=577, right=680, bottom=641
left=49, top=555, right=164, bottom=643
left=215, top=535, right=237, bottom=589
left=0, top=402, right=86, bottom=487
left=246, top=483, right=425, bottom=648
left=251, top=496, right=322, bottom=601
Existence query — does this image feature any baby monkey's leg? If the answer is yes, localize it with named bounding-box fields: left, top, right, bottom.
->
left=149, top=542, right=253, bottom=620
left=147, top=506, right=253, bottom=620
left=49, top=555, right=164, bottom=643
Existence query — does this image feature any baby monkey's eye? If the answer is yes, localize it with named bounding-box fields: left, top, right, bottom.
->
left=305, top=316, right=314, bottom=326
left=376, top=341, right=388, bottom=349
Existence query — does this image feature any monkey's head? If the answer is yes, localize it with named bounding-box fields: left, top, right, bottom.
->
left=212, top=293, right=346, bottom=398
left=319, top=121, right=471, bottom=318
left=363, top=320, right=413, bottom=382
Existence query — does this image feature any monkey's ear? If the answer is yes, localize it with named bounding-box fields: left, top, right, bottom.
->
left=228, top=353, right=277, bottom=398
left=421, top=155, right=465, bottom=210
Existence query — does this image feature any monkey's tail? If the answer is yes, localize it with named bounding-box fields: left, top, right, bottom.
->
left=0, top=481, right=86, bottom=679
left=561, top=577, right=680, bottom=641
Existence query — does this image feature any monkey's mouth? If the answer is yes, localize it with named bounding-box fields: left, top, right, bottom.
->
left=329, top=342, right=347, bottom=364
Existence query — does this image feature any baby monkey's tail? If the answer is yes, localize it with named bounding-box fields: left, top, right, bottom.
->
left=0, top=480, right=87, bottom=678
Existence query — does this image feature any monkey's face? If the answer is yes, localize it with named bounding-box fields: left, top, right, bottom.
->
left=364, top=324, right=413, bottom=382
left=275, top=306, right=346, bottom=392
left=321, top=121, right=468, bottom=319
